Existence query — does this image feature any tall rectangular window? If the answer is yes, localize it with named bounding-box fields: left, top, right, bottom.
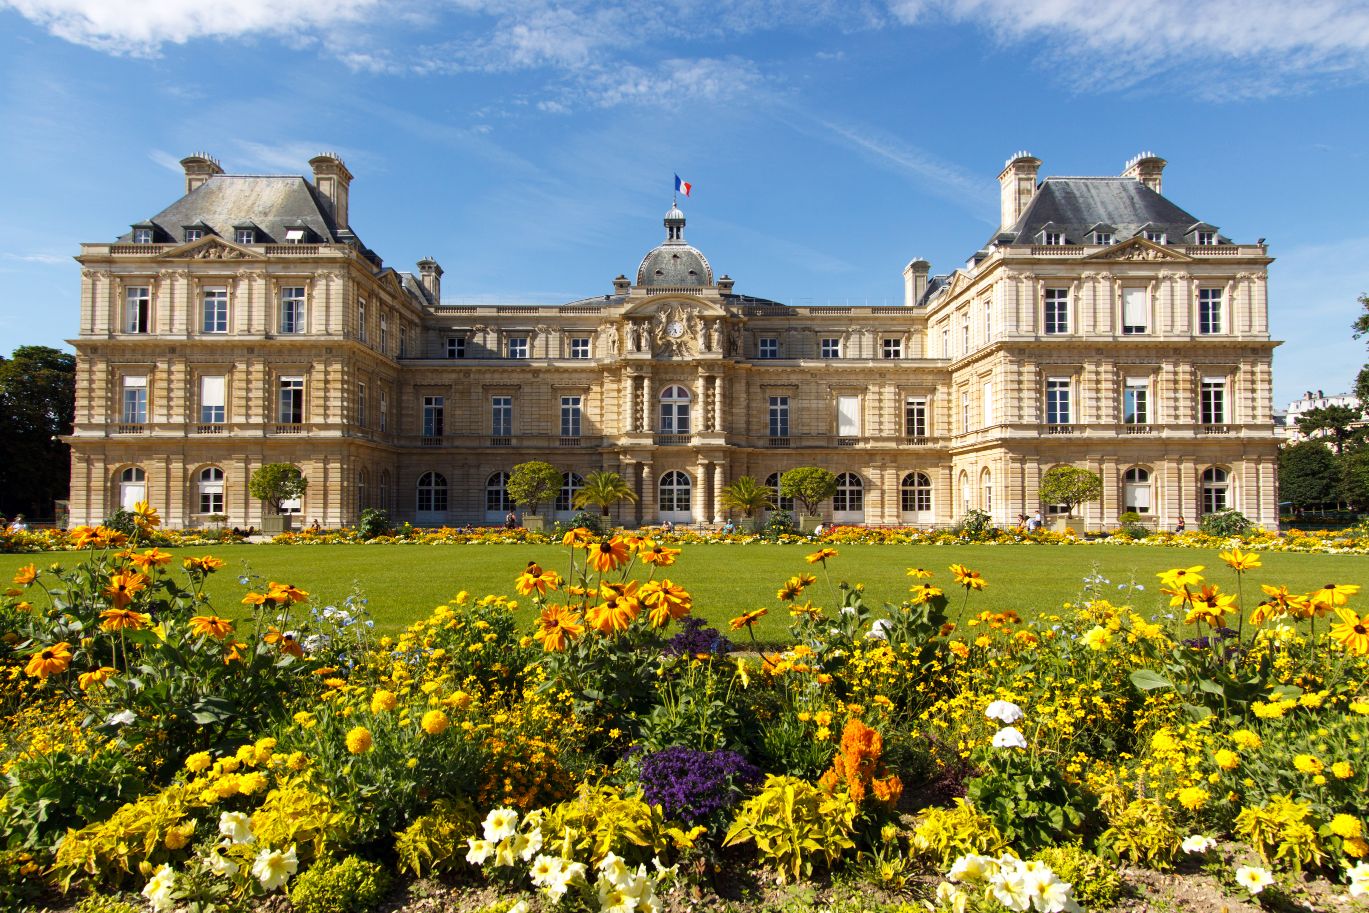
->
left=202, top=287, right=228, bottom=334
left=962, top=392, right=970, bottom=431
left=358, top=300, right=367, bottom=342
left=446, top=336, right=465, bottom=359
left=941, top=327, right=950, bottom=358
left=357, top=383, right=368, bottom=428
left=882, top=338, right=902, bottom=359
left=836, top=395, right=860, bottom=437
left=769, top=396, right=790, bottom=437
left=1122, top=287, right=1148, bottom=334
left=379, top=314, right=388, bottom=353
left=1123, top=378, right=1150, bottom=424
left=821, top=338, right=841, bottom=359
left=1198, top=288, right=1223, bottom=334
left=122, top=376, right=147, bottom=424
left=904, top=397, right=927, bottom=437
left=759, top=337, right=779, bottom=359
left=280, top=286, right=305, bottom=334
left=983, top=300, right=992, bottom=342
left=125, top=286, right=150, bottom=333
left=570, top=337, right=591, bottom=359
left=1201, top=378, right=1226, bottom=424
left=278, top=376, right=304, bottom=424
left=561, top=396, right=582, bottom=437
left=981, top=381, right=993, bottom=427
left=1046, top=377, right=1071, bottom=425
left=491, top=396, right=512, bottom=436
left=422, top=395, right=444, bottom=438
left=199, top=375, right=225, bottom=424
left=962, top=315, right=970, bottom=352
left=379, top=390, right=388, bottom=432
left=507, top=337, right=528, bottom=359
left=1044, top=288, right=1069, bottom=334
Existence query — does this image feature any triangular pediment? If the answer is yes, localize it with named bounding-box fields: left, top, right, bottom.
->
left=1085, top=237, right=1192, bottom=263
left=166, top=237, right=266, bottom=261
left=622, top=293, right=726, bottom=319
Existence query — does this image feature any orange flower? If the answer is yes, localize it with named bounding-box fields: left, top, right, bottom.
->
left=183, top=555, right=226, bottom=574
left=127, top=548, right=173, bottom=571
left=516, top=568, right=563, bottom=597
left=562, top=527, right=594, bottom=547
left=949, top=564, right=986, bottom=590
left=638, top=540, right=680, bottom=567
left=905, top=567, right=934, bottom=580
left=806, top=548, right=839, bottom=564
left=190, top=615, right=234, bottom=639
left=25, top=641, right=72, bottom=679
left=1311, top=582, right=1361, bottom=610
left=267, top=582, right=309, bottom=604
left=12, top=564, right=37, bottom=586
left=585, top=537, right=631, bottom=574
left=729, top=607, right=768, bottom=631
left=94, top=526, right=128, bottom=548
left=68, top=525, right=100, bottom=549
left=78, top=666, right=118, bottom=690
left=586, top=592, right=640, bottom=634
left=1331, top=607, right=1369, bottom=656
left=132, top=500, right=161, bottom=530
left=789, top=602, right=823, bottom=620
left=223, top=640, right=249, bottom=664
left=100, top=607, right=151, bottom=631
left=241, top=591, right=272, bottom=607
left=910, top=584, right=943, bottom=605
left=264, top=627, right=305, bottom=658
left=103, top=571, right=148, bottom=609
left=641, top=579, right=692, bottom=627
left=535, top=605, right=585, bottom=652
left=776, top=580, right=803, bottom=602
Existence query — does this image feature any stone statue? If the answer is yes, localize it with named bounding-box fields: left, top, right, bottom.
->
left=605, top=326, right=619, bottom=355
left=706, top=321, right=719, bottom=352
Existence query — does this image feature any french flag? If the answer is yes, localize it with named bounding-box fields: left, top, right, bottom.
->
left=674, top=174, right=692, bottom=197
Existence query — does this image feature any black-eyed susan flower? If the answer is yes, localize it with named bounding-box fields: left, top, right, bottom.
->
left=100, top=607, right=151, bottom=632
left=729, top=607, right=768, bottom=631
left=24, top=641, right=72, bottom=679
left=189, top=615, right=234, bottom=639
left=585, top=537, right=631, bottom=573
left=806, top=547, right=839, bottom=564
left=102, top=571, right=148, bottom=609
left=949, top=564, right=987, bottom=590
left=1331, top=607, right=1369, bottom=655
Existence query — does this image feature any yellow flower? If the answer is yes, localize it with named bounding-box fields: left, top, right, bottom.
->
left=1330, top=607, right=1369, bottom=656
left=371, top=689, right=398, bottom=713
left=729, top=608, right=768, bottom=631
left=1213, top=749, right=1240, bottom=771
left=910, top=584, right=943, bottom=605
left=1330, top=815, right=1363, bottom=839
left=1345, top=837, right=1369, bottom=858
left=905, top=567, right=933, bottom=579
left=421, top=709, right=449, bottom=735
left=1080, top=626, right=1112, bottom=651
left=585, top=537, right=631, bottom=573
left=1293, top=754, right=1323, bottom=775
left=345, top=726, right=373, bottom=754
left=12, top=564, right=37, bottom=586
left=1176, top=786, right=1209, bottom=811
left=1158, top=566, right=1205, bottom=589
left=102, top=572, right=149, bottom=609
left=805, top=548, right=839, bottom=564
left=237, top=771, right=267, bottom=795
left=78, top=666, right=118, bottom=691
left=1252, top=701, right=1286, bottom=720
left=1332, top=761, right=1354, bottom=779
left=949, top=564, right=987, bottom=590
left=1310, top=582, right=1361, bottom=610
left=132, top=500, right=161, bottom=529
left=185, top=751, right=213, bottom=774
left=189, top=615, right=234, bottom=639
left=1219, top=548, right=1261, bottom=572
left=24, top=641, right=72, bottom=679
left=1231, top=729, right=1263, bottom=750
left=163, top=821, right=195, bottom=851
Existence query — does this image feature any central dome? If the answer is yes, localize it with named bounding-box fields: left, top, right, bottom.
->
left=636, top=204, right=713, bottom=288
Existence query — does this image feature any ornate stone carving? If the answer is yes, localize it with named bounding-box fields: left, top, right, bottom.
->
left=190, top=242, right=251, bottom=260
left=651, top=302, right=702, bottom=357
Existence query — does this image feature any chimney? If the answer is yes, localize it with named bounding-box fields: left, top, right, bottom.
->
left=1122, top=152, right=1166, bottom=194
left=998, top=151, right=1041, bottom=232
left=902, top=258, right=930, bottom=307
left=309, top=153, right=354, bottom=231
left=417, top=257, right=443, bottom=303
left=179, top=152, right=223, bottom=195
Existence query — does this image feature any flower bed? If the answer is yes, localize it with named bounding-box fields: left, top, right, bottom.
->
left=3, top=510, right=1369, bottom=912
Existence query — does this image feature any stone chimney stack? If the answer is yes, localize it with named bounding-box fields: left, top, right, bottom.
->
left=416, top=257, right=443, bottom=303
left=180, top=152, right=223, bottom=195
left=1122, top=152, right=1166, bottom=194
left=902, top=258, right=931, bottom=307
left=997, top=151, right=1041, bottom=232
left=309, top=153, right=354, bottom=231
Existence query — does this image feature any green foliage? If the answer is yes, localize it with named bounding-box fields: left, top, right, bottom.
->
left=779, top=467, right=838, bottom=517
left=356, top=508, right=392, bottom=540
left=723, top=775, right=857, bottom=882
left=506, top=461, right=565, bottom=516
left=720, top=475, right=774, bottom=519
left=1198, top=508, right=1253, bottom=537
left=573, top=470, right=638, bottom=517
left=763, top=509, right=797, bottom=537
left=395, top=798, right=479, bottom=877
left=73, top=894, right=143, bottom=913
left=288, top=855, right=392, bottom=913
left=1117, top=511, right=1148, bottom=537
left=1099, top=796, right=1179, bottom=869
left=965, top=764, right=1090, bottom=854
left=1280, top=442, right=1341, bottom=507
left=909, top=799, right=1005, bottom=866
left=639, top=654, right=745, bottom=752
left=1039, top=466, right=1104, bottom=515
left=101, top=507, right=137, bottom=536
left=1031, top=845, right=1123, bottom=909
left=956, top=508, right=995, bottom=538
left=248, top=463, right=308, bottom=514
left=554, top=510, right=604, bottom=536
left=539, top=785, right=703, bottom=867
left=1295, top=404, right=1364, bottom=454
left=249, top=774, right=350, bottom=862
left=0, top=345, right=75, bottom=519
left=0, top=847, right=48, bottom=909
left=1, top=748, right=147, bottom=852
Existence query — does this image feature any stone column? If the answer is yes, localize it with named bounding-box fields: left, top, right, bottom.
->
left=713, top=375, right=724, bottom=432
left=712, top=460, right=725, bottom=523
left=642, top=376, right=654, bottom=433
left=695, top=370, right=708, bottom=434
left=695, top=459, right=711, bottom=524
left=641, top=461, right=656, bottom=526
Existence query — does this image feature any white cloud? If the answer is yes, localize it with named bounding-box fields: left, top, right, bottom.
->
left=147, top=148, right=184, bottom=174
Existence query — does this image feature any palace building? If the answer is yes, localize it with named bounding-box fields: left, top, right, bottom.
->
left=67, top=150, right=1280, bottom=530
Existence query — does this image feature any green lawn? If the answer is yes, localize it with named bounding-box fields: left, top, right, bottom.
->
left=4, top=542, right=1368, bottom=641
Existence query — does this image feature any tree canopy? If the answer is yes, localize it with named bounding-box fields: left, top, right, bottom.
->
left=506, top=461, right=564, bottom=515
left=248, top=464, right=308, bottom=514
left=1038, top=466, right=1103, bottom=516
left=779, top=467, right=838, bottom=518
left=1278, top=440, right=1339, bottom=508
left=0, top=346, right=75, bottom=519
left=720, top=475, right=774, bottom=519
left=573, top=470, right=637, bottom=517
left=1295, top=405, right=1364, bottom=454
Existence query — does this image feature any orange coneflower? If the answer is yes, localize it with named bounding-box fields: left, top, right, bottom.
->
left=267, top=582, right=309, bottom=604
left=729, top=607, right=768, bottom=631
left=67, top=525, right=100, bottom=549
left=949, top=564, right=987, bottom=591
left=638, top=541, right=681, bottom=567
left=25, top=641, right=72, bottom=679
left=100, top=607, right=151, bottom=632
left=562, top=527, right=594, bottom=547
left=1219, top=549, right=1261, bottom=572
left=534, top=605, right=585, bottom=652
left=586, top=592, right=640, bottom=634
left=131, top=500, right=161, bottom=530
left=905, top=567, right=934, bottom=580
left=1158, top=566, right=1205, bottom=590
left=189, top=615, right=234, bottom=639
left=1330, top=607, right=1369, bottom=656
left=910, top=584, right=943, bottom=605
left=516, top=568, right=563, bottom=597
left=13, top=564, right=37, bottom=587
left=1311, top=582, right=1361, bottom=611
left=641, top=579, right=692, bottom=627
left=127, top=548, right=173, bottom=572
left=223, top=640, right=249, bottom=664
left=776, top=580, right=803, bottom=602
left=102, top=572, right=148, bottom=609
left=78, top=666, right=118, bottom=690
left=183, top=555, right=226, bottom=574
left=585, top=537, right=631, bottom=574
left=264, top=627, right=305, bottom=658
left=806, top=548, right=839, bottom=565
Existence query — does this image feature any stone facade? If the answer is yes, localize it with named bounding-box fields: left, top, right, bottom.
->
left=67, top=151, right=1280, bottom=530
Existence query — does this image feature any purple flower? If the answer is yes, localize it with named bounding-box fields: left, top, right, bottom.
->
left=637, top=747, right=761, bottom=825
left=664, top=617, right=734, bottom=658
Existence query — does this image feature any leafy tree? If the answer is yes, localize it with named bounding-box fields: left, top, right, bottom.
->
left=1295, top=404, right=1363, bottom=454
left=0, top=346, right=75, bottom=519
left=1352, top=293, right=1369, bottom=404
left=506, top=461, right=564, bottom=516
left=779, top=467, right=838, bottom=518
left=573, top=470, right=638, bottom=518
left=1038, top=466, right=1103, bottom=516
left=1278, top=441, right=1339, bottom=508
left=1339, top=447, right=1369, bottom=510
left=248, top=463, right=307, bottom=515
left=720, top=475, right=774, bottom=519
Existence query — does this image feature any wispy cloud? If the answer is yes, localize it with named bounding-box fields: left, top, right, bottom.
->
left=147, top=148, right=183, bottom=174
left=0, top=251, right=68, bottom=265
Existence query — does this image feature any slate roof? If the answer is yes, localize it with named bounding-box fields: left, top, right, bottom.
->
left=115, top=175, right=347, bottom=245
left=637, top=243, right=713, bottom=287
left=1000, top=177, right=1226, bottom=246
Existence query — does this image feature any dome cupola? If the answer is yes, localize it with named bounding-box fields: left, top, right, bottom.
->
left=636, top=203, right=713, bottom=288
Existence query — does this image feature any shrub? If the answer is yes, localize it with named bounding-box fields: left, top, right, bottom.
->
left=1039, top=465, right=1104, bottom=515
left=288, top=855, right=392, bottom=913
left=636, top=747, right=761, bottom=827
left=356, top=507, right=391, bottom=539
left=724, top=775, right=857, bottom=882
left=101, top=507, right=136, bottom=536
left=955, top=508, right=995, bottom=538
left=536, top=785, right=704, bottom=867
left=395, top=798, right=479, bottom=877
left=1117, top=511, right=1148, bottom=537
left=249, top=462, right=308, bottom=514
left=1199, top=507, right=1254, bottom=537
left=1031, top=845, right=1123, bottom=910
left=909, top=799, right=1005, bottom=866
left=763, top=509, right=797, bottom=537
left=74, top=895, right=142, bottom=913
left=779, top=468, right=838, bottom=518
left=507, top=461, right=565, bottom=517
left=554, top=510, right=604, bottom=536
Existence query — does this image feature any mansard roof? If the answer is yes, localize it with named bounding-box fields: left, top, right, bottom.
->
left=1003, top=177, right=1224, bottom=246
left=115, top=175, right=348, bottom=245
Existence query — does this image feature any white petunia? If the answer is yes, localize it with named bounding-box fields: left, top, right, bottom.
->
left=205, top=846, right=239, bottom=878
left=493, top=837, right=517, bottom=868
left=107, top=709, right=137, bottom=727
left=528, top=853, right=562, bottom=886
left=1235, top=864, right=1273, bottom=895
left=1348, top=861, right=1369, bottom=897
left=867, top=619, right=891, bottom=640
left=948, top=853, right=994, bottom=883
left=465, top=837, right=494, bottom=866
left=1182, top=834, right=1217, bottom=854
left=482, top=807, right=519, bottom=842
left=991, top=726, right=1028, bottom=749
left=598, top=850, right=630, bottom=887
left=990, top=870, right=1033, bottom=912
left=251, top=845, right=298, bottom=892
left=985, top=700, right=1025, bottom=723
left=142, top=864, right=177, bottom=913
left=218, top=810, right=253, bottom=845
left=519, top=825, right=543, bottom=860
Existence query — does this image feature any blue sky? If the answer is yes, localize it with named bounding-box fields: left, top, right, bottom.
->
left=2, top=0, right=1368, bottom=408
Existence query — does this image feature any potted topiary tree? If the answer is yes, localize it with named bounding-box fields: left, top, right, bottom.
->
left=1038, top=465, right=1103, bottom=533
left=720, top=475, right=774, bottom=532
left=506, top=460, right=565, bottom=531
left=779, top=467, right=838, bottom=534
left=573, top=470, right=638, bottom=524
left=249, top=463, right=307, bottom=534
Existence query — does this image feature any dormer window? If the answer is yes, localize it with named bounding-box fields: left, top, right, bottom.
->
left=184, top=228, right=203, bottom=242
left=1144, top=230, right=1166, bottom=244
left=235, top=228, right=255, bottom=245
left=1196, top=231, right=1216, bottom=246
left=1092, top=232, right=1113, bottom=246
left=132, top=228, right=154, bottom=244
left=285, top=228, right=306, bottom=243
left=1043, top=231, right=1065, bottom=246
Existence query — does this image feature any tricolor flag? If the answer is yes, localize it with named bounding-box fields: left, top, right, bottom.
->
left=674, top=174, right=692, bottom=197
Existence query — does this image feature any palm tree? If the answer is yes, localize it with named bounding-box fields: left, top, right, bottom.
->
left=573, top=470, right=638, bottom=518
left=720, top=475, right=774, bottom=519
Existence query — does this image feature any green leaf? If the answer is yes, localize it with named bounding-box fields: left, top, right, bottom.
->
left=1129, top=669, right=1173, bottom=691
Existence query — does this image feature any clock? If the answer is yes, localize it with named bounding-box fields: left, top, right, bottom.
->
left=665, top=320, right=685, bottom=339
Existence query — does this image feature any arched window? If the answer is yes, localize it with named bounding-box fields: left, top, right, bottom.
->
left=981, top=468, right=993, bottom=513
left=379, top=469, right=392, bottom=511
left=118, top=466, right=146, bottom=511
left=659, top=386, right=691, bottom=435
left=958, top=471, right=970, bottom=514
left=659, top=470, right=692, bottom=515
left=833, top=472, right=863, bottom=513
left=1201, top=467, right=1229, bottom=514
left=1123, top=467, right=1151, bottom=514
left=901, top=472, right=932, bottom=513
left=198, top=467, right=224, bottom=514
left=486, top=471, right=511, bottom=514
left=555, top=472, right=584, bottom=513
left=357, top=468, right=369, bottom=512
left=417, top=471, right=448, bottom=513
left=764, top=472, right=795, bottom=513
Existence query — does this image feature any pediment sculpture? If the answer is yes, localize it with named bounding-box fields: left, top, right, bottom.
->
left=651, top=301, right=703, bottom=357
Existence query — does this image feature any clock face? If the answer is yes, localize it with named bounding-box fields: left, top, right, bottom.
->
left=666, top=320, right=685, bottom=339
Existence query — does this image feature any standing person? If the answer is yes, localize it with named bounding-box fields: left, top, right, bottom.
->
left=504, top=510, right=518, bottom=530
left=1175, top=516, right=1186, bottom=533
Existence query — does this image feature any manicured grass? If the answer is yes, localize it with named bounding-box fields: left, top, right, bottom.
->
left=4, top=542, right=1368, bottom=641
